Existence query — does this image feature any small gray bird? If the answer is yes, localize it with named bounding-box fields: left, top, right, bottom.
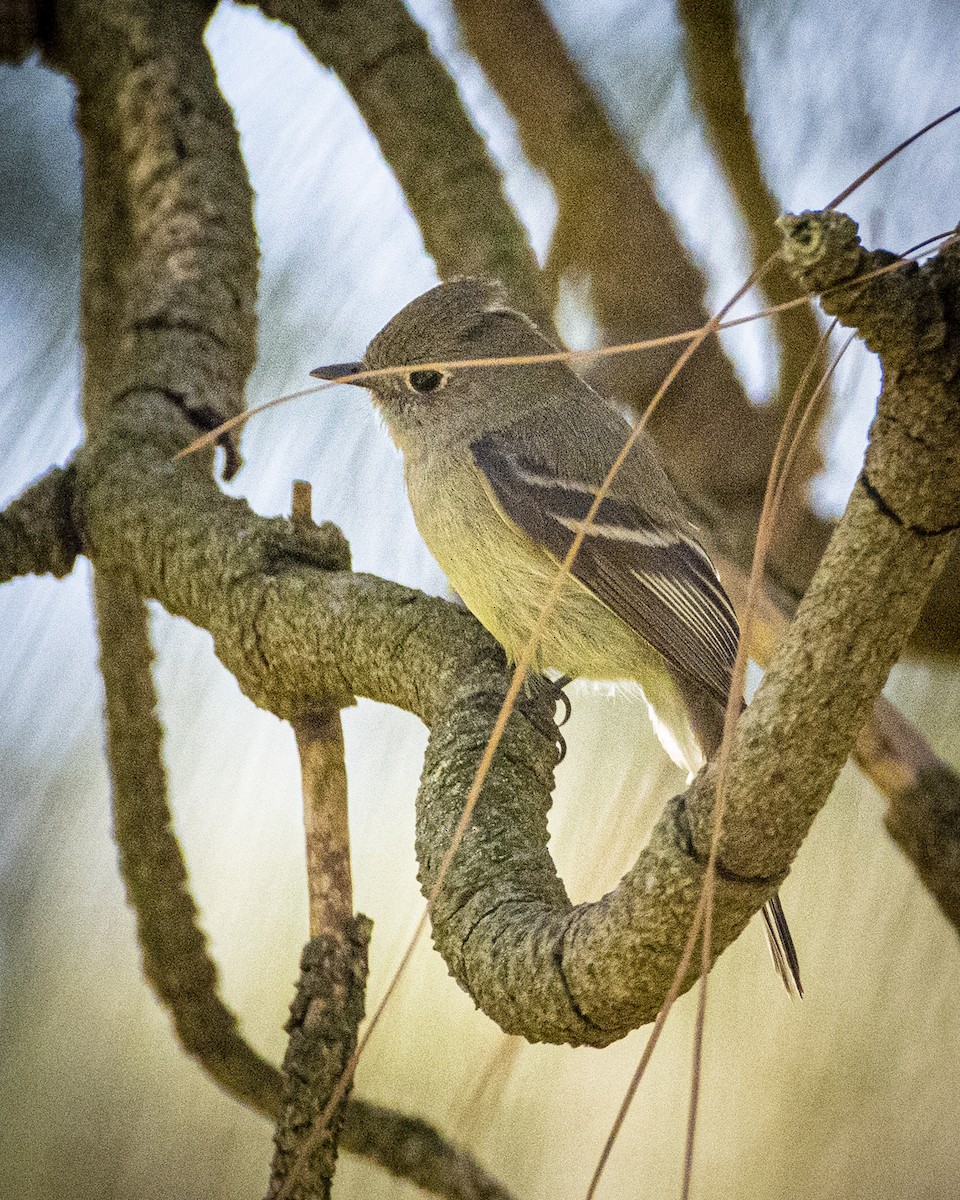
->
left=313, top=278, right=801, bottom=995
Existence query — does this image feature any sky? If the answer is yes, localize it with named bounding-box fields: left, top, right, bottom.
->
left=1, top=2, right=959, bottom=1197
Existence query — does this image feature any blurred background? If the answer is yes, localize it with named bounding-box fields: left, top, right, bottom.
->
left=1, top=1, right=959, bottom=1196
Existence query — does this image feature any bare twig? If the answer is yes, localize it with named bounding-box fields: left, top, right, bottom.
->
left=267, top=480, right=363, bottom=1200
left=0, top=465, right=81, bottom=582
left=290, top=480, right=354, bottom=937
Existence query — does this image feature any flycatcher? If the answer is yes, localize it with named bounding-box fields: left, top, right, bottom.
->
left=312, top=277, right=801, bottom=995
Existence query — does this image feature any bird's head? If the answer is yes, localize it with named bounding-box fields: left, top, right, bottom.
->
left=311, top=278, right=563, bottom=451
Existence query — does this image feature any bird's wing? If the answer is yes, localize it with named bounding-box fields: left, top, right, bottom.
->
left=470, top=429, right=739, bottom=705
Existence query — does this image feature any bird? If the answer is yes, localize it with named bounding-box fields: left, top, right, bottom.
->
left=312, top=277, right=801, bottom=996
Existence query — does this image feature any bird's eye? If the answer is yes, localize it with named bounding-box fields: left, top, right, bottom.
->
left=407, top=369, right=446, bottom=394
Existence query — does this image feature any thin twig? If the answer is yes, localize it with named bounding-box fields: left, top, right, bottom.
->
left=291, top=481, right=354, bottom=935
left=267, top=481, right=363, bottom=1200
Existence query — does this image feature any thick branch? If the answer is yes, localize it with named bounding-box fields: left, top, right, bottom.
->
left=31, top=6, right=524, bottom=1185
left=42, top=0, right=277, bottom=1120
left=720, top=550, right=960, bottom=926
left=23, top=0, right=960, bottom=1049
left=5, top=441, right=958, bottom=957
left=687, top=212, right=960, bottom=875
left=45, top=0, right=257, bottom=438
left=252, top=0, right=551, bottom=329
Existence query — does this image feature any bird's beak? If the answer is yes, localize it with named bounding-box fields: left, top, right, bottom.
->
left=310, top=361, right=366, bottom=383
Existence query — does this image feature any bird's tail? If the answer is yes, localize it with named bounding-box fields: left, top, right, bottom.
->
left=660, top=692, right=804, bottom=998
left=761, top=893, right=803, bottom=998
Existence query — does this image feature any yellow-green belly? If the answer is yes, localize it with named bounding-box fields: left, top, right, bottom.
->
left=404, top=449, right=697, bottom=762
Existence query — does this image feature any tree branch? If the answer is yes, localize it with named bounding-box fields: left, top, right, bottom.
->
left=290, top=481, right=356, bottom=940
left=31, top=8, right=523, bottom=1196
left=95, top=566, right=289, bottom=1112
left=688, top=210, right=960, bottom=875
left=46, top=0, right=257, bottom=437
left=720, top=550, right=960, bottom=924
left=267, top=484, right=362, bottom=1200
left=7, top=458, right=954, bottom=941
left=676, top=0, right=825, bottom=416
left=24, top=0, right=960, bottom=1056
left=0, top=465, right=81, bottom=582
left=41, top=0, right=277, bottom=1119
left=267, top=923, right=372, bottom=1200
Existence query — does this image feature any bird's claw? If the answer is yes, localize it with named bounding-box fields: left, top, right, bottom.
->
left=521, top=673, right=574, bottom=763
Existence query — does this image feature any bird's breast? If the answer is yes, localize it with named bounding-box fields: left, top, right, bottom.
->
left=402, top=448, right=663, bottom=684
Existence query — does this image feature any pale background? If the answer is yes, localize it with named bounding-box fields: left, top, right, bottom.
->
left=1, top=2, right=959, bottom=1197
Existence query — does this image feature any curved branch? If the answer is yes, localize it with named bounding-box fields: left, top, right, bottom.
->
left=41, top=0, right=277, bottom=1120
left=32, top=7, right=525, bottom=1187
left=26, top=1, right=960, bottom=1051
left=720, top=549, right=960, bottom=929
left=73, top=206, right=960, bottom=1041
left=694, top=210, right=960, bottom=870
left=4, top=446, right=959, bottom=966
left=8, top=460, right=951, bottom=939
left=252, top=0, right=552, bottom=329
left=96, top=567, right=288, bottom=1113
